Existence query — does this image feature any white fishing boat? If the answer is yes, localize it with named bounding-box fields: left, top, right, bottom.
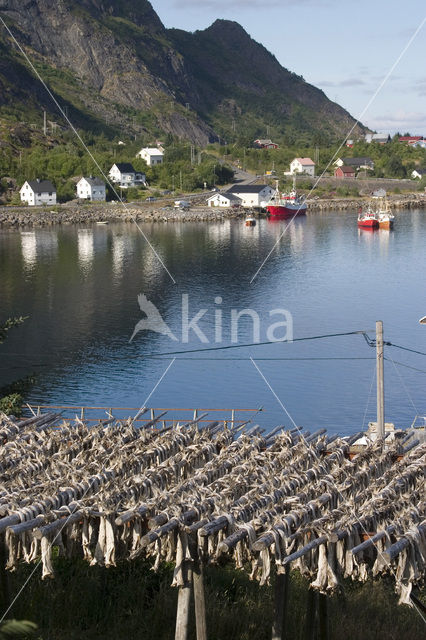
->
left=371, top=192, right=394, bottom=229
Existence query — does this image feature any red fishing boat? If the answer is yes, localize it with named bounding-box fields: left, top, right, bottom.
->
left=357, top=207, right=379, bottom=229
left=265, top=180, right=307, bottom=218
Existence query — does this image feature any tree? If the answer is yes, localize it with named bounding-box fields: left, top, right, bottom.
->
left=385, top=156, right=406, bottom=178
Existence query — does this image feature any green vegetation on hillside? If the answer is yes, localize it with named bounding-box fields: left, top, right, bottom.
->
left=0, top=124, right=234, bottom=203
left=1, top=120, right=426, bottom=204
left=210, top=137, right=426, bottom=187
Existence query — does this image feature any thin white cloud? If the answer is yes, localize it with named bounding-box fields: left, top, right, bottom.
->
left=417, top=78, right=426, bottom=96
left=338, top=78, right=366, bottom=87
left=367, top=110, right=426, bottom=133
left=316, top=78, right=366, bottom=88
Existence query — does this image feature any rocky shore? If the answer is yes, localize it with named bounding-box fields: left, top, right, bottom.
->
left=306, top=192, right=426, bottom=212
left=0, top=203, right=244, bottom=227
left=0, top=192, right=425, bottom=227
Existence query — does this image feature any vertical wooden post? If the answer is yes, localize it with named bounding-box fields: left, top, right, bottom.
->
left=318, top=593, right=329, bottom=640
left=188, top=534, right=207, bottom=640
left=175, top=560, right=193, bottom=640
left=271, top=566, right=290, bottom=640
left=376, top=320, right=385, bottom=441
left=304, top=588, right=317, bottom=640
left=0, top=535, right=10, bottom=611
left=192, top=558, right=207, bottom=640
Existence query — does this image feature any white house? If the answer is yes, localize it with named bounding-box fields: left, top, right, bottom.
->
left=76, top=177, right=106, bottom=201
left=20, top=179, right=56, bottom=206
left=412, top=140, right=426, bottom=149
left=365, top=133, right=389, bottom=144
left=289, top=158, right=315, bottom=177
left=108, top=163, right=146, bottom=188
left=207, top=193, right=242, bottom=208
left=136, top=147, right=164, bottom=166
left=411, top=168, right=426, bottom=179
left=226, top=184, right=275, bottom=208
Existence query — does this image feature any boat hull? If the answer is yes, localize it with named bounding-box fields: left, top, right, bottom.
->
left=267, top=203, right=307, bottom=218
left=379, top=220, right=393, bottom=229
left=358, top=219, right=379, bottom=229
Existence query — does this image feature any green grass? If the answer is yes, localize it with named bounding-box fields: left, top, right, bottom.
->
left=1, top=557, right=424, bottom=640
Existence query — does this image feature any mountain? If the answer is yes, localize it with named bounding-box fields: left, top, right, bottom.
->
left=170, top=20, right=363, bottom=143
left=0, top=0, right=367, bottom=145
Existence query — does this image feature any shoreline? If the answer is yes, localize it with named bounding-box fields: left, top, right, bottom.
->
left=306, top=192, right=426, bottom=212
left=0, top=192, right=425, bottom=227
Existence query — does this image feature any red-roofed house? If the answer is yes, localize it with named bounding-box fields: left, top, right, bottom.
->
left=289, top=157, right=315, bottom=177
left=335, top=166, right=356, bottom=179
left=399, top=136, right=423, bottom=145
left=254, top=139, right=279, bottom=149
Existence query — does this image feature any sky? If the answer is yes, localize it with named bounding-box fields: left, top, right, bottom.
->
left=151, top=0, right=426, bottom=135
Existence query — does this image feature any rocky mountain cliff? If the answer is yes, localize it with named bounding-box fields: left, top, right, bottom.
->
left=0, top=0, right=366, bottom=144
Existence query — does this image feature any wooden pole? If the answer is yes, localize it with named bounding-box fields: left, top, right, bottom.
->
left=271, top=566, right=290, bottom=640
left=193, top=559, right=207, bottom=639
left=304, top=588, right=317, bottom=640
left=376, top=320, right=385, bottom=441
left=175, top=560, right=193, bottom=640
left=188, top=533, right=207, bottom=640
left=193, top=564, right=207, bottom=640
left=318, top=593, right=330, bottom=640
left=0, top=535, right=10, bottom=611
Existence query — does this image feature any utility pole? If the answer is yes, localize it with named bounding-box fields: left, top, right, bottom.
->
left=43, top=110, right=47, bottom=136
left=376, top=320, right=385, bottom=441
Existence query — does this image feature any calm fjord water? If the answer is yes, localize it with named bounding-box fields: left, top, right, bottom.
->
left=1, top=208, right=426, bottom=435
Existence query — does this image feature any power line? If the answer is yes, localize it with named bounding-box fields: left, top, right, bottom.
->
left=3, top=330, right=426, bottom=369
left=387, top=343, right=426, bottom=357
left=0, top=330, right=370, bottom=361
left=0, top=357, right=376, bottom=369
left=384, top=357, right=426, bottom=375
left=386, top=354, right=419, bottom=415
